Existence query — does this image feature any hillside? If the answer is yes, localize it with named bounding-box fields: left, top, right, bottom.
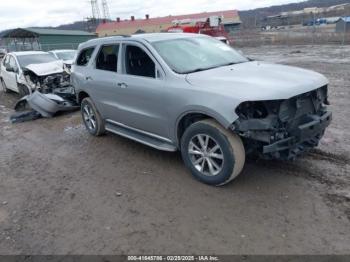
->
left=239, top=0, right=350, bottom=28
left=38, top=19, right=107, bottom=32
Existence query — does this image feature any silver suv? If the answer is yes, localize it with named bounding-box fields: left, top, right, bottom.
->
left=71, top=33, right=332, bottom=186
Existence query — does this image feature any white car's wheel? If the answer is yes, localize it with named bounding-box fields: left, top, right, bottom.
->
left=18, top=84, right=30, bottom=97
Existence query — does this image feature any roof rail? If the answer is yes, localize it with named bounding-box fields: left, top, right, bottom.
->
left=85, top=34, right=131, bottom=43
left=106, top=34, right=131, bottom=38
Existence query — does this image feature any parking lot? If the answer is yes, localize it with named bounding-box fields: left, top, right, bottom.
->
left=0, top=45, right=349, bottom=254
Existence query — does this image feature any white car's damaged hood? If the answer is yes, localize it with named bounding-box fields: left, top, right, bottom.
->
left=63, top=59, right=74, bottom=65
left=25, top=61, right=64, bottom=76
left=186, top=61, right=329, bottom=101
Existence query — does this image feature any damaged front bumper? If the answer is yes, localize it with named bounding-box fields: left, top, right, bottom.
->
left=262, top=111, right=332, bottom=159
left=25, top=91, right=78, bottom=118
left=234, top=86, right=332, bottom=160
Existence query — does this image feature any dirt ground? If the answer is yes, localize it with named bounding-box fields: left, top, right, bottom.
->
left=0, top=45, right=349, bottom=255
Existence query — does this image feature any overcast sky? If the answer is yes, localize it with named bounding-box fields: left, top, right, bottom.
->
left=0, top=0, right=306, bottom=31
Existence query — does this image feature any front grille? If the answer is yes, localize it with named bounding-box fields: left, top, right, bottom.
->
left=280, top=85, right=328, bottom=130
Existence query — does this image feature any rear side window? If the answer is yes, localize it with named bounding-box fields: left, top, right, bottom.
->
left=77, top=47, right=95, bottom=66
left=96, top=44, right=119, bottom=72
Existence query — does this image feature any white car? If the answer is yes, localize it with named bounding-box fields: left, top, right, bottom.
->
left=0, top=48, right=7, bottom=59
left=49, top=49, right=76, bottom=67
left=0, top=51, right=63, bottom=96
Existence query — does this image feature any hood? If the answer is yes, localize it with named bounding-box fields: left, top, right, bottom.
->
left=25, top=60, right=64, bottom=76
left=186, top=61, right=329, bottom=101
left=62, top=59, right=73, bottom=65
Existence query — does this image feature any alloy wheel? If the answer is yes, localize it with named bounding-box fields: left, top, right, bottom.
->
left=188, top=134, right=224, bottom=176
left=83, top=104, right=97, bottom=131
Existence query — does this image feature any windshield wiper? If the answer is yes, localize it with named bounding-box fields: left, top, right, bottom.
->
left=183, top=61, right=249, bottom=74
left=223, top=62, right=237, bottom=66
left=219, top=61, right=248, bottom=67
left=184, top=66, right=219, bottom=74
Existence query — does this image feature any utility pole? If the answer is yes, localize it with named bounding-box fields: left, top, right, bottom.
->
left=101, top=0, right=111, bottom=21
left=90, top=0, right=101, bottom=20
left=85, top=0, right=101, bottom=32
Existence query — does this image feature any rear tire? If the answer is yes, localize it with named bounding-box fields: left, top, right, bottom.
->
left=81, top=97, right=106, bottom=136
left=181, top=119, right=245, bottom=186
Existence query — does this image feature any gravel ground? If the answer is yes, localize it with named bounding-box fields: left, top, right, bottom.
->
left=0, top=45, right=349, bottom=255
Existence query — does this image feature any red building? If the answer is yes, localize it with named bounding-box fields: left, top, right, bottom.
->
left=96, top=10, right=241, bottom=37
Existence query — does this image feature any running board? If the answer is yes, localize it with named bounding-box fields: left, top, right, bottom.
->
left=105, top=120, right=177, bottom=152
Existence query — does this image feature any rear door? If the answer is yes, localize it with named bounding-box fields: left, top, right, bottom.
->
left=72, top=46, right=97, bottom=99
left=83, top=43, right=122, bottom=120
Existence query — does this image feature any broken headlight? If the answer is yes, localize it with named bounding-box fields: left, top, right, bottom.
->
left=24, top=74, right=37, bottom=90
left=278, top=99, right=297, bottom=122
left=235, top=101, right=269, bottom=120
left=18, top=73, right=26, bottom=82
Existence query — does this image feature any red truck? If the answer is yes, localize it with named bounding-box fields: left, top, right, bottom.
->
left=166, top=16, right=231, bottom=44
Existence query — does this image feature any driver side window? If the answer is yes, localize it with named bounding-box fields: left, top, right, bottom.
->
left=124, top=45, right=156, bottom=78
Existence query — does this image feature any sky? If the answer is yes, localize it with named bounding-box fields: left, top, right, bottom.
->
left=0, top=0, right=306, bottom=31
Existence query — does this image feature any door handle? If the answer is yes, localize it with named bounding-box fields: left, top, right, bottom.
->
left=86, top=76, right=93, bottom=81
left=117, top=82, right=128, bottom=88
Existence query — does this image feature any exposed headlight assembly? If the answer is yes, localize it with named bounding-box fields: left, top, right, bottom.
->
left=235, top=101, right=269, bottom=120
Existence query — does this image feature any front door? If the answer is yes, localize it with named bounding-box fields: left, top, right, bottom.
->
left=109, top=43, right=170, bottom=138
left=2, top=55, right=18, bottom=92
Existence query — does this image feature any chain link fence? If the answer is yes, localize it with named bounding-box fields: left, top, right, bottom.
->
left=232, top=16, right=349, bottom=47
left=233, top=30, right=349, bottom=47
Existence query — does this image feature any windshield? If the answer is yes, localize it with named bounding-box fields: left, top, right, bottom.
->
left=152, top=37, right=249, bottom=74
left=17, top=54, right=58, bottom=68
left=55, top=51, right=76, bottom=61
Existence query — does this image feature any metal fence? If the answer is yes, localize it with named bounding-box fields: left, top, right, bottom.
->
left=40, top=43, right=81, bottom=51
left=232, top=31, right=349, bottom=47
left=0, top=42, right=81, bottom=52
left=232, top=17, right=349, bottom=47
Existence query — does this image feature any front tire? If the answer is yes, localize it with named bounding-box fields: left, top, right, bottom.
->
left=81, top=97, right=105, bottom=136
left=18, top=84, right=30, bottom=97
left=181, top=119, right=246, bottom=186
